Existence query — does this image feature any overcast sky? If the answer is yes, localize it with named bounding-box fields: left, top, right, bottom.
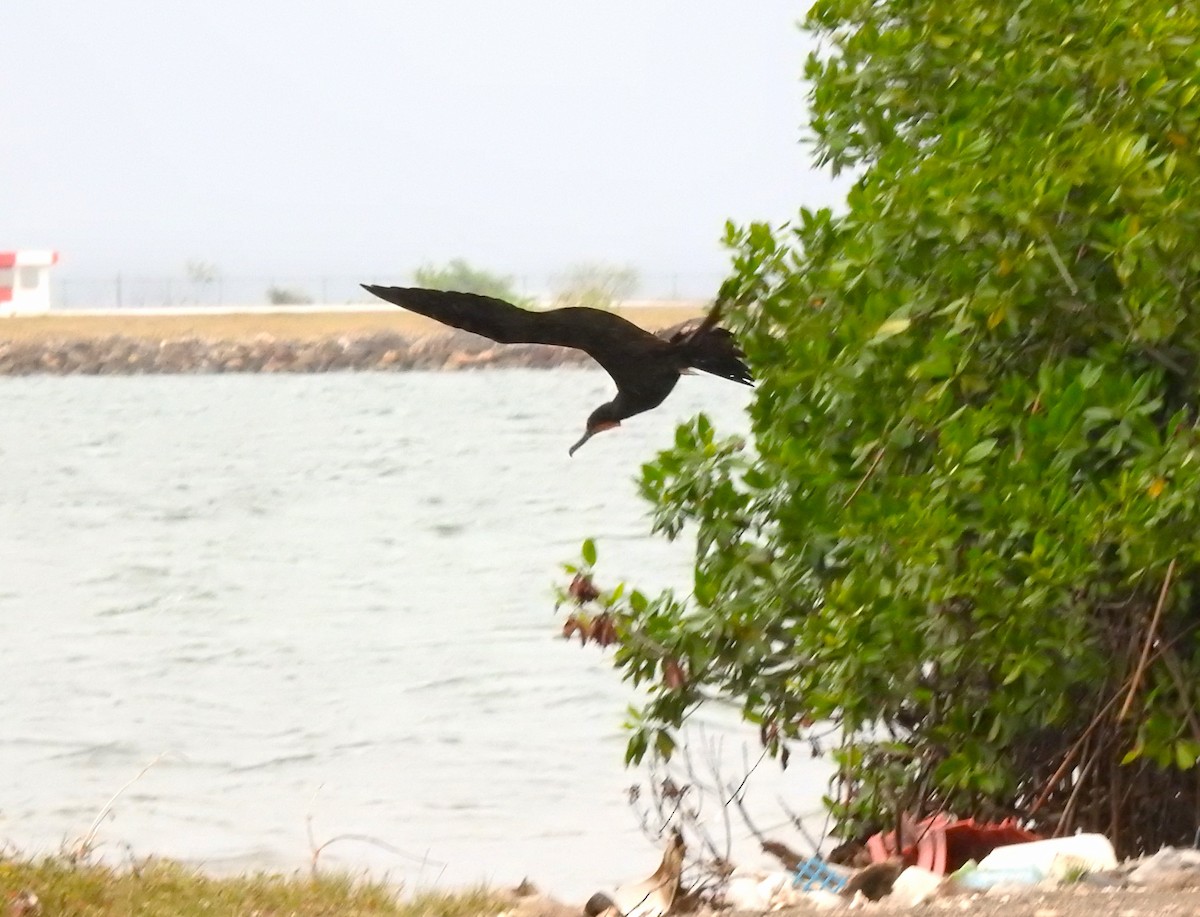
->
left=1, top=2, right=843, bottom=294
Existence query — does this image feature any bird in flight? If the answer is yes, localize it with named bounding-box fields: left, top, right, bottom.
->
left=361, top=285, right=752, bottom=455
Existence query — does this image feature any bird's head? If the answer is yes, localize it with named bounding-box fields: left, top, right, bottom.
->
left=569, top=404, right=622, bottom=456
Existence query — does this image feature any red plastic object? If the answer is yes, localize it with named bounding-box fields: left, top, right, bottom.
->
left=866, top=813, right=1040, bottom=875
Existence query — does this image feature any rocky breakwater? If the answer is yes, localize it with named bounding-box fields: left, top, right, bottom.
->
left=0, top=330, right=594, bottom=376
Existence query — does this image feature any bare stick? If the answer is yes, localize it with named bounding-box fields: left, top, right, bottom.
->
left=1041, top=232, right=1080, bottom=295
left=843, top=448, right=885, bottom=508
left=71, top=752, right=172, bottom=861
left=1031, top=617, right=1198, bottom=815
left=701, top=735, right=736, bottom=864
left=724, top=746, right=769, bottom=806
left=1157, top=646, right=1200, bottom=742
left=306, top=786, right=445, bottom=878
left=683, top=738, right=729, bottom=864
left=1118, top=559, right=1176, bottom=721
left=311, top=834, right=445, bottom=872
left=778, top=797, right=823, bottom=854
left=1053, top=742, right=1100, bottom=838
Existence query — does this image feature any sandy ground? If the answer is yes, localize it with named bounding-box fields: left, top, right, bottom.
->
left=0, top=303, right=707, bottom=344
left=781, top=886, right=1200, bottom=915
left=505, top=885, right=1200, bottom=917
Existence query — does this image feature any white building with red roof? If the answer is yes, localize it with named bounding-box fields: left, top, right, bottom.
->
left=0, top=250, right=59, bottom=313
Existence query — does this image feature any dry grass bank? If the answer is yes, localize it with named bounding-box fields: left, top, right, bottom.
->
left=0, top=857, right=502, bottom=917
left=0, top=305, right=706, bottom=344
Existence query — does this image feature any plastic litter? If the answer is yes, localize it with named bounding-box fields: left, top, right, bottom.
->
left=793, top=855, right=849, bottom=893
left=950, top=860, right=1043, bottom=890
left=866, top=813, right=1039, bottom=874
left=976, top=833, right=1117, bottom=879
left=1127, top=846, right=1200, bottom=889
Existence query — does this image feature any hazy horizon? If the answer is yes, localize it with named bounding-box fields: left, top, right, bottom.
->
left=2, top=3, right=844, bottom=300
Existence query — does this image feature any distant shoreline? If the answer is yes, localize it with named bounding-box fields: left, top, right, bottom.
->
left=0, top=304, right=704, bottom=376
left=0, top=329, right=595, bottom=375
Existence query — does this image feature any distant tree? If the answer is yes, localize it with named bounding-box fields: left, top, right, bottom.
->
left=266, top=286, right=314, bottom=306
left=413, top=259, right=526, bottom=303
left=553, top=262, right=640, bottom=311
left=184, top=260, right=220, bottom=304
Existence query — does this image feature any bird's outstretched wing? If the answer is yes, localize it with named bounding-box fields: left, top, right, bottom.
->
left=361, top=285, right=662, bottom=377
left=362, top=285, right=548, bottom=344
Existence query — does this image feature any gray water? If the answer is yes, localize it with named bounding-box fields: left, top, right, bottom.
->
left=0, top=369, right=829, bottom=896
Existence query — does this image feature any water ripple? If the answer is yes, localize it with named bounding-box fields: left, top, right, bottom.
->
left=0, top=370, right=828, bottom=896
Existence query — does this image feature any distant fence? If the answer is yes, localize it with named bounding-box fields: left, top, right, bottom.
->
left=53, top=271, right=728, bottom=311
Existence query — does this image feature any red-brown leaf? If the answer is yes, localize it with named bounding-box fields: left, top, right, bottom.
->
left=568, top=573, right=600, bottom=604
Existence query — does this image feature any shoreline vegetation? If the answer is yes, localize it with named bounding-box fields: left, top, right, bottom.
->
left=0, top=305, right=705, bottom=376
left=0, top=856, right=505, bottom=917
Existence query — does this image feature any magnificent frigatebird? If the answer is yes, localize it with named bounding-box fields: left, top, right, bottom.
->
left=360, top=285, right=752, bottom=455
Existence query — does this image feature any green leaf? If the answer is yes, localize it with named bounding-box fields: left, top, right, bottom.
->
left=625, top=730, right=649, bottom=765
left=1175, top=740, right=1200, bottom=771
left=655, top=729, right=677, bottom=759
left=872, top=317, right=911, bottom=341
left=963, top=438, right=998, bottom=464
left=581, top=538, right=597, bottom=567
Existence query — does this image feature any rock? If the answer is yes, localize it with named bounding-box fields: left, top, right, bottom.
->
left=583, top=892, right=614, bottom=916
left=1126, top=846, right=1200, bottom=889
left=889, top=866, right=945, bottom=907
left=724, top=870, right=793, bottom=911
left=7, top=889, right=40, bottom=917
left=0, top=328, right=609, bottom=376
left=496, top=893, right=580, bottom=917
left=806, top=889, right=848, bottom=910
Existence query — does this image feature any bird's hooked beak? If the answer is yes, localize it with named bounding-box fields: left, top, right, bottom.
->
left=568, top=420, right=620, bottom=457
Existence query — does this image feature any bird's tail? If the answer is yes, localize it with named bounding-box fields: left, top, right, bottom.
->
left=677, top=326, right=753, bottom=385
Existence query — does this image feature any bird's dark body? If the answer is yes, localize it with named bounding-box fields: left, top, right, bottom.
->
left=360, top=284, right=752, bottom=452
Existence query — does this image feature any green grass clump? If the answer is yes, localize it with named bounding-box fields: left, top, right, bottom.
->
left=0, top=857, right=502, bottom=917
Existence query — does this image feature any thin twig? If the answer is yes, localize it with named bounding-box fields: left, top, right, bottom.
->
left=703, top=736, right=735, bottom=863
left=778, top=797, right=823, bottom=854
left=1157, top=647, right=1200, bottom=743
left=1030, top=610, right=1199, bottom=815
left=652, top=777, right=690, bottom=832
left=843, top=448, right=885, bottom=508
left=311, top=833, right=445, bottom=872
left=1053, top=743, right=1100, bottom=838
left=1029, top=691, right=1120, bottom=815
left=306, top=786, right=445, bottom=878
left=71, top=753, right=172, bottom=861
left=1041, top=232, right=1080, bottom=296
left=724, top=746, right=769, bottom=806
left=1118, top=559, right=1177, bottom=721
left=684, top=738, right=729, bottom=864
left=728, top=790, right=768, bottom=844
